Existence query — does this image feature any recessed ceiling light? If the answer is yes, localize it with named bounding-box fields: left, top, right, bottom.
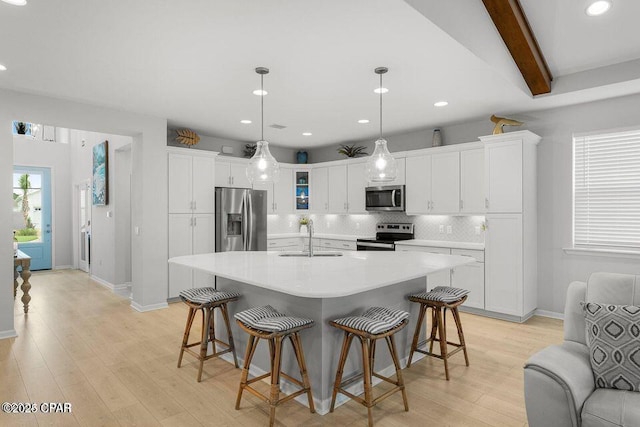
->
left=252, top=89, right=268, bottom=96
left=358, top=119, right=370, bottom=124
left=1, top=0, right=27, bottom=5
left=434, top=101, right=449, bottom=107
left=0, top=64, right=6, bottom=71
left=302, top=132, right=312, bottom=136
left=240, top=119, right=252, bottom=124
left=373, top=87, right=388, bottom=94
left=586, top=0, right=611, bottom=16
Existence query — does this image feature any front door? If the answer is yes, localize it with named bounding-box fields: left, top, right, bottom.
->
left=13, top=166, right=52, bottom=270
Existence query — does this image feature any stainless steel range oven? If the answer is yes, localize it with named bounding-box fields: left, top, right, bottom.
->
left=356, top=223, right=414, bottom=251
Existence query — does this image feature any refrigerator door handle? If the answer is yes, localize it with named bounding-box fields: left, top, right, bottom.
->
left=242, top=192, right=249, bottom=251
left=246, top=192, right=253, bottom=251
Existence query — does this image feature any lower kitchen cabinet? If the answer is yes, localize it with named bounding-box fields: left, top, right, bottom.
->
left=451, top=261, right=485, bottom=309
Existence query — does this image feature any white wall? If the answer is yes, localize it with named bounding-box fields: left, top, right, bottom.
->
left=13, top=136, right=73, bottom=268
left=114, top=146, right=132, bottom=286
left=1, top=87, right=168, bottom=339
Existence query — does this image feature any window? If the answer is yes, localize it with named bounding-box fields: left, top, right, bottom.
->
left=573, top=129, right=640, bottom=250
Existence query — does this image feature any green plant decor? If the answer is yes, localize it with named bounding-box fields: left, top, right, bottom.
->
left=14, top=122, right=28, bottom=135
left=337, top=144, right=368, bottom=158
left=299, top=216, right=310, bottom=225
left=243, top=143, right=257, bottom=158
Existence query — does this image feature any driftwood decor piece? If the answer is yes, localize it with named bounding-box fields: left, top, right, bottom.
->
left=490, top=114, right=524, bottom=135
left=175, top=129, right=201, bottom=146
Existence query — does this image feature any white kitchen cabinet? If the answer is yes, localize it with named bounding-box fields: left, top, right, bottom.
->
left=319, top=238, right=357, bottom=251
left=347, top=162, right=367, bottom=213
left=328, top=165, right=348, bottom=213
left=267, top=237, right=302, bottom=251
left=451, top=249, right=485, bottom=310
left=431, top=152, right=460, bottom=214
left=168, top=151, right=215, bottom=214
left=484, top=140, right=522, bottom=213
left=405, top=155, right=432, bottom=214
left=168, top=213, right=215, bottom=298
left=394, top=244, right=451, bottom=288
left=484, top=214, right=523, bottom=316
left=252, top=181, right=274, bottom=214
left=274, top=168, right=294, bottom=213
left=383, top=157, right=406, bottom=186
left=312, top=167, right=329, bottom=213
left=215, top=159, right=252, bottom=188
left=460, top=148, right=485, bottom=214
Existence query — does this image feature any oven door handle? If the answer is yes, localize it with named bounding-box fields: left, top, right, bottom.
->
left=357, top=241, right=395, bottom=250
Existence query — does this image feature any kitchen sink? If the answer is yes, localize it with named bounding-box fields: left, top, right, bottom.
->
left=278, top=251, right=343, bottom=257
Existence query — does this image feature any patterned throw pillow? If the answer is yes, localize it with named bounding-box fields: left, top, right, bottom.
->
left=583, top=302, right=640, bottom=392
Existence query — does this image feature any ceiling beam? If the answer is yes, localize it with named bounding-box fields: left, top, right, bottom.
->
left=482, top=0, right=552, bottom=95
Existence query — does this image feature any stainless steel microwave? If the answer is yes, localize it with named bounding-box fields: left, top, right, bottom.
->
left=365, top=185, right=405, bottom=212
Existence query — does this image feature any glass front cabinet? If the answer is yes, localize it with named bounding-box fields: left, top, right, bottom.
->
left=295, top=170, right=310, bottom=211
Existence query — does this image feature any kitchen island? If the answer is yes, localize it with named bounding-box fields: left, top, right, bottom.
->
left=169, top=250, right=474, bottom=414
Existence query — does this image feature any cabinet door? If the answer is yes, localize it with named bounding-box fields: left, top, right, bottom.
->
left=328, top=165, right=348, bottom=213
left=460, top=149, right=485, bottom=214
left=230, top=163, right=252, bottom=189
left=253, top=181, right=274, bottom=214
left=485, top=141, right=522, bottom=213
left=192, top=214, right=215, bottom=288
left=427, top=270, right=451, bottom=289
left=274, top=168, right=294, bottom=213
left=168, top=214, right=193, bottom=298
left=431, top=151, right=460, bottom=214
left=311, top=167, right=329, bottom=213
left=405, top=155, right=432, bottom=214
left=452, top=262, right=484, bottom=309
left=215, top=161, right=231, bottom=188
left=192, top=156, right=215, bottom=213
left=168, top=154, right=193, bottom=214
left=386, top=157, right=406, bottom=186
left=347, top=163, right=367, bottom=213
left=485, top=214, right=523, bottom=316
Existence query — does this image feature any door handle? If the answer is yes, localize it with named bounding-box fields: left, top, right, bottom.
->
left=391, top=189, right=397, bottom=207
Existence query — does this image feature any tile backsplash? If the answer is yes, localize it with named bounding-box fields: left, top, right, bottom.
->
left=268, top=213, right=485, bottom=243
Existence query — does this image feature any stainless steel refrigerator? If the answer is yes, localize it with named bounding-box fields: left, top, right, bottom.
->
left=215, top=188, right=267, bottom=252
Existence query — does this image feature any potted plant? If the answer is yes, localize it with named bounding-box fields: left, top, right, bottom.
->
left=299, top=216, right=310, bottom=235
left=337, top=143, right=368, bottom=158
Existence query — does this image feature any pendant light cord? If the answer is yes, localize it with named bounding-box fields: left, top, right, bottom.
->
left=261, top=73, right=264, bottom=141
left=379, top=72, right=383, bottom=140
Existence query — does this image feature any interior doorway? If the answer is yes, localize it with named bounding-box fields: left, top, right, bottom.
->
left=77, top=180, right=91, bottom=273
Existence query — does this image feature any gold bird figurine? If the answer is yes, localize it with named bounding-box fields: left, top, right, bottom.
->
left=490, top=115, right=524, bottom=135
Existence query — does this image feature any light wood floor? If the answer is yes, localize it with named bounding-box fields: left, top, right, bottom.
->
left=2, top=270, right=563, bottom=426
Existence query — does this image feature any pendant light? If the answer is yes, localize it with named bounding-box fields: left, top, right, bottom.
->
left=246, top=67, right=280, bottom=183
left=366, top=67, right=397, bottom=182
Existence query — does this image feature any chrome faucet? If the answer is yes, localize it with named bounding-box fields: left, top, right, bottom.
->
left=307, top=219, right=314, bottom=257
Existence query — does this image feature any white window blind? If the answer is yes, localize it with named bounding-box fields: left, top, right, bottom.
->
left=574, top=129, right=640, bottom=250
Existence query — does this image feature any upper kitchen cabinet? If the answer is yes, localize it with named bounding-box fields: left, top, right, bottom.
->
left=405, top=155, right=432, bottom=214
left=328, top=165, right=348, bottom=213
left=294, top=170, right=310, bottom=211
left=215, top=158, right=252, bottom=189
left=460, top=148, right=485, bottom=214
left=311, top=167, right=329, bottom=213
left=378, top=157, right=406, bottom=186
left=253, top=167, right=294, bottom=214
left=431, top=151, right=460, bottom=214
left=480, top=131, right=540, bottom=214
left=347, top=162, right=368, bottom=213
left=168, top=149, right=216, bottom=214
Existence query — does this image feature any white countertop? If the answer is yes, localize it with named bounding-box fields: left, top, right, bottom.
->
left=169, top=251, right=474, bottom=298
left=267, top=233, right=373, bottom=241
left=395, top=239, right=485, bottom=251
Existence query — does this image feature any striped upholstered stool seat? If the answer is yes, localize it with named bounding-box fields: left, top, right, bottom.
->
left=407, top=286, right=470, bottom=380
left=331, top=306, right=410, bottom=335
left=329, top=307, right=410, bottom=426
left=235, top=306, right=315, bottom=426
left=179, top=287, right=240, bottom=305
left=234, top=305, right=314, bottom=333
left=177, top=287, right=241, bottom=382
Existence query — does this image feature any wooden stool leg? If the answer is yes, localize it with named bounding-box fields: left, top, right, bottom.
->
left=407, top=303, right=426, bottom=368
left=330, top=332, right=353, bottom=412
left=209, top=306, right=216, bottom=353
left=236, top=334, right=258, bottom=410
left=435, top=307, right=450, bottom=380
left=452, top=308, right=469, bottom=366
left=178, top=307, right=196, bottom=368
left=369, top=338, right=376, bottom=374
left=291, top=333, right=315, bottom=413
left=220, top=303, right=239, bottom=368
left=197, top=307, right=213, bottom=382
left=361, top=337, right=374, bottom=427
left=269, top=336, right=283, bottom=427
left=428, top=307, right=438, bottom=354
left=387, top=335, right=409, bottom=411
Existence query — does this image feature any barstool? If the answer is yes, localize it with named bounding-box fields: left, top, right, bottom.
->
left=407, top=286, right=470, bottom=380
left=234, top=305, right=315, bottom=427
left=177, top=287, right=240, bottom=382
left=329, top=307, right=410, bottom=427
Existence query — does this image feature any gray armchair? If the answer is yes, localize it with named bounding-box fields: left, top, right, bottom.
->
left=524, top=272, right=640, bottom=427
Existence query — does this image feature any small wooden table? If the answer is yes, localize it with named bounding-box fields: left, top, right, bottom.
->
left=14, top=250, right=32, bottom=314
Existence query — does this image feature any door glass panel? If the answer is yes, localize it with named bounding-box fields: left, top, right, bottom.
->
left=13, top=172, right=43, bottom=243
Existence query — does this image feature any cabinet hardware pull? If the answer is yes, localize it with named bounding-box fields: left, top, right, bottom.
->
left=194, top=201, right=196, bottom=210
left=193, top=217, right=197, bottom=227
left=460, top=200, right=463, bottom=210
left=485, top=198, right=489, bottom=209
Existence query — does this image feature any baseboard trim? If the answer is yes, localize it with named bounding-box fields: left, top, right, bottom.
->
left=53, top=265, right=73, bottom=270
left=130, top=301, right=169, bottom=312
left=459, top=306, right=535, bottom=323
left=535, top=309, right=564, bottom=320
left=0, top=329, right=18, bottom=340
left=90, top=275, right=116, bottom=290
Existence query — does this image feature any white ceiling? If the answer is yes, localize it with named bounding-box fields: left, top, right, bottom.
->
left=1, top=0, right=639, bottom=148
